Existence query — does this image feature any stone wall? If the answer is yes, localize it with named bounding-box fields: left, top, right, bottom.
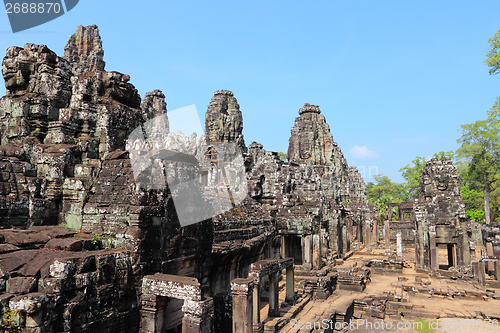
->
left=0, top=227, right=138, bottom=333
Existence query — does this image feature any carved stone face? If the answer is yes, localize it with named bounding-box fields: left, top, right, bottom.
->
left=298, top=132, right=313, bottom=160
left=3, top=68, right=29, bottom=93
left=437, top=180, right=448, bottom=191
left=300, top=150, right=311, bottom=159
left=435, top=174, right=449, bottom=191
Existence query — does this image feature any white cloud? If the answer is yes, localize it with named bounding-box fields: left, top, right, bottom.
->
left=349, top=145, right=378, bottom=159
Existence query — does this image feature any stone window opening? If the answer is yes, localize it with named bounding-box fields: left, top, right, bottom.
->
left=205, top=147, right=218, bottom=164
left=140, top=274, right=213, bottom=333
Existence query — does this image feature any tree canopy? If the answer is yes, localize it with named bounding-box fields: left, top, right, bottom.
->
left=457, top=98, right=500, bottom=224
left=486, top=29, right=500, bottom=75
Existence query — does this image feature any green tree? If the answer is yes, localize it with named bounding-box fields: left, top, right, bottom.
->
left=399, top=151, right=456, bottom=200
left=399, top=157, right=427, bottom=200
left=366, top=174, right=408, bottom=223
left=277, top=152, right=288, bottom=162
left=460, top=185, right=485, bottom=222
left=457, top=99, right=500, bottom=224
left=486, top=29, right=500, bottom=75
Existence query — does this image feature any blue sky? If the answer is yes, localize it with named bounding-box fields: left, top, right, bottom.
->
left=1, top=1, right=499, bottom=183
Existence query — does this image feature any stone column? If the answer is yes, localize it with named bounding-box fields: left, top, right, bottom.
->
left=231, top=278, right=254, bottom=333
left=252, top=282, right=261, bottom=331
left=321, top=229, right=328, bottom=262
left=461, top=232, right=471, bottom=265
left=495, top=261, right=500, bottom=282
left=357, top=219, right=362, bottom=244
left=396, top=232, right=403, bottom=258
left=140, top=294, right=159, bottom=333
left=486, top=242, right=495, bottom=273
left=280, top=236, right=286, bottom=259
left=453, top=244, right=458, bottom=268
left=268, top=273, right=279, bottom=317
left=413, top=229, right=420, bottom=267
left=182, top=298, right=214, bottom=333
left=473, top=262, right=480, bottom=283
left=384, top=220, right=390, bottom=249
left=302, top=235, right=312, bottom=269
left=312, top=234, right=321, bottom=269
left=429, top=226, right=437, bottom=274
left=473, top=261, right=486, bottom=285
left=329, top=218, right=339, bottom=253
left=285, top=266, right=295, bottom=303
left=477, top=261, right=486, bottom=285
left=365, top=220, right=372, bottom=250
left=373, top=220, right=378, bottom=243
left=342, top=224, right=348, bottom=255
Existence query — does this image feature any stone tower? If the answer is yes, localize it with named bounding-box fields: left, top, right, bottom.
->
left=63, top=24, right=105, bottom=75
left=287, top=103, right=335, bottom=165
left=205, top=90, right=246, bottom=153
left=414, top=158, right=470, bottom=272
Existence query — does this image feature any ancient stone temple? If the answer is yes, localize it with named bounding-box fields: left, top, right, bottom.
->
left=414, top=158, right=472, bottom=272
left=277, top=103, right=373, bottom=267
left=0, top=25, right=381, bottom=333
left=3, top=23, right=500, bottom=333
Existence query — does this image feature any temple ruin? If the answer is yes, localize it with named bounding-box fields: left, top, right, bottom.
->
left=0, top=25, right=499, bottom=333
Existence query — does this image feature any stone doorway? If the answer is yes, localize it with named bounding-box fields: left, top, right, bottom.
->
left=282, top=235, right=302, bottom=265
left=437, top=243, right=457, bottom=270
left=156, top=296, right=184, bottom=333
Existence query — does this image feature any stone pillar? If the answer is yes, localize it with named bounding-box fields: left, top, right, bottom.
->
left=302, top=235, right=312, bottom=269
left=329, top=218, right=339, bottom=253
left=268, top=272, right=279, bottom=317
left=312, top=234, right=321, bottom=269
left=285, top=266, right=295, bottom=303
left=348, top=221, right=354, bottom=243
left=396, top=232, right=403, bottom=258
left=356, top=219, right=362, bottom=244
left=473, top=261, right=486, bottom=285
left=384, top=220, right=390, bottom=249
left=495, top=261, right=500, bottom=282
left=342, top=224, right=348, bottom=255
left=231, top=278, right=254, bottom=333
left=429, top=226, right=437, bottom=274
left=321, top=229, right=328, bottom=262
left=461, top=232, right=471, bottom=265
left=453, top=244, right=458, bottom=268
left=280, top=236, right=286, bottom=259
left=486, top=242, right=495, bottom=273
left=182, top=299, right=214, bottom=333
left=140, top=294, right=160, bottom=333
left=252, top=282, right=261, bottom=331
left=373, top=220, right=378, bottom=243
left=413, top=230, right=420, bottom=267
left=479, top=261, right=486, bottom=285
left=365, top=220, right=372, bottom=250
